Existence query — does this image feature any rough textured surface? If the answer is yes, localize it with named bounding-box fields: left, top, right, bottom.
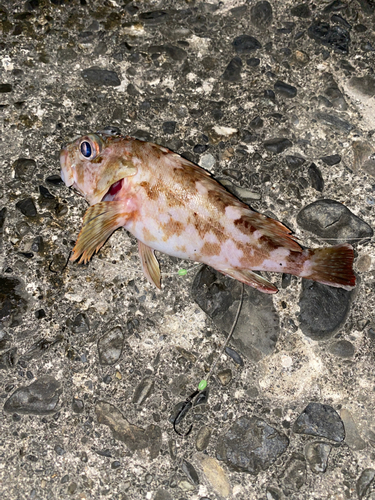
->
left=1, top=1, right=374, bottom=499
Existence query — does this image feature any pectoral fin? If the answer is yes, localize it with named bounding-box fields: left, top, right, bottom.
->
left=138, top=241, right=161, bottom=289
left=222, top=268, right=278, bottom=294
left=71, top=201, right=128, bottom=264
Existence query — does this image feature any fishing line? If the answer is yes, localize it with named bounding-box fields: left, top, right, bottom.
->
left=172, top=282, right=244, bottom=437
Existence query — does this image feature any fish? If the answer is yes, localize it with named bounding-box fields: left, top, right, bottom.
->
left=60, top=129, right=356, bottom=293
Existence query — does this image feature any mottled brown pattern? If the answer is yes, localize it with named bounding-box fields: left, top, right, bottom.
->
left=91, top=156, right=103, bottom=164
left=234, top=216, right=256, bottom=234
left=160, top=219, right=185, bottom=240
left=142, top=227, right=158, bottom=243
left=140, top=181, right=160, bottom=201
left=200, top=241, right=222, bottom=257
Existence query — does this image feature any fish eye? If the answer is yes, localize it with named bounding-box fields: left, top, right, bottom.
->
left=78, top=135, right=102, bottom=160
left=80, top=141, right=92, bottom=158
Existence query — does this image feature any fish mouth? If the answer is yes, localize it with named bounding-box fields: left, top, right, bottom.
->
left=101, top=178, right=124, bottom=202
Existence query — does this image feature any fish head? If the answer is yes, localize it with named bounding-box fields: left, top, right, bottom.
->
left=60, top=133, right=137, bottom=205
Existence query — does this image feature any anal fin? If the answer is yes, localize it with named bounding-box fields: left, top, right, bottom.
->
left=222, top=268, right=278, bottom=294
left=71, top=201, right=128, bottom=264
left=138, top=240, right=161, bottom=289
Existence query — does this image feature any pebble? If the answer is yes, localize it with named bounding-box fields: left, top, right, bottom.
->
left=304, top=442, right=331, bottom=473
left=352, top=140, right=374, bottom=172
left=154, top=490, right=173, bottom=500
left=349, top=75, right=375, bottom=97
left=72, top=397, right=84, bottom=413
left=13, top=158, right=36, bottom=180
left=71, top=313, right=90, bottom=334
left=0, top=347, right=17, bottom=370
left=320, top=154, right=341, bottom=165
left=250, top=116, right=263, bottom=129
left=297, top=199, right=373, bottom=244
left=225, top=347, right=243, bottom=366
left=291, top=3, right=311, bottom=18
left=281, top=456, right=306, bottom=490
left=162, top=121, right=176, bottom=135
left=181, top=460, right=199, bottom=486
left=81, top=68, right=121, bottom=87
left=285, top=155, right=305, bottom=168
left=308, top=21, right=350, bottom=54
left=132, top=377, right=154, bottom=405
left=222, top=57, right=242, bottom=82
left=0, top=276, right=28, bottom=325
left=95, top=401, right=162, bottom=458
left=274, top=80, right=297, bottom=98
left=299, top=281, right=353, bottom=340
left=264, top=138, right=293, bottom=154
left=195, top=426, right=212, bottom=451
left=4, top=376, right=62, bottom=415
left=15, top=198, right=37, bottom=217
left=216, top=415, right=289, bottom=473
left=194, top=453, right=231, bottom=498
left=315, top=112, right=352, bottom=132
left=97, top=327, right=124, bottom=365
left=250, top=1, right=273, bottom=30
left=293, top=403, right=345, bottom=442
left=357, top=469, right=375, bottom=499
left=138, top=10, right=168, bottom=25
left=217, top=369, right=232, bottom=386
left=340, top=408, right=367, bottom=451
left=232, top=35, right=262, bottom=54
left=246, top=57, right=260, bottom=67
left=199, top=153, right=215, bottom=171
left=0, top=83, right=12, bottom=92
left=308, top=163, right=324, bottom=191
left=192, top=266, right=280, bottom=361
left=328, top=340, right=354, bottom=358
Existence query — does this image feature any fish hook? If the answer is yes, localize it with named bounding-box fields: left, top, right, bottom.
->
left=172, top=389, right=199, bottom=436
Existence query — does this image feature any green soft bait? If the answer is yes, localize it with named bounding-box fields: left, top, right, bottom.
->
left=198, top=379, right=207, bottom=391
left=178, top=268, right=188, bottom=276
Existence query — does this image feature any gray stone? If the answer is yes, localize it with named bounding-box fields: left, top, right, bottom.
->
left=315, top=112, right=352, bottom=132
left=250, top=1, right=273, bottom=30
left=297, top=199, right=373, bottom=244
left=4, top=376, right=62, bottom=415
left=192, top=267, right=280, bottom=361
left=264, top=138, right=293, bottom=153
left=308, top=163, right=324, bottom=191
left=357, top=469, right=375, bottom=499
left=97, top=327, right=124, bottom=365
left=298, top=281, right=353, bottom=340
left=196, top=426, right=212, bottom=451
left=308, top=22, right=350, bottom=54
left=282, top=456, right=306, bottom=490
left=274, top=80, right=297, bottom=98
left=15, top=198, right=37, bottom=217
left=328, top=340, right=355, bottom=358
left=349, top=76, right=375, bottom=97
left=305, top=442, right=331, bottom=473
left=293, top=403, right=345, bottom=442
left=233, top=35, right=262, bottom=54
left=13, top=158, right=36, bottom=180
left=340, top=408, right=367, bottom=451
left=81, top=68, right=121, bottom=86
left=132, top=377, right=155, bottom=405
left=216, top=416, right=289, bottom=473
left=222, top=57, right=242, bottom=82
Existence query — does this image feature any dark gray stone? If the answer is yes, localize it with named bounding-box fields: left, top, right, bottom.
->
left=315, top=112, right=352, bottom=132
left=298, top=280, right=353, bottom=340
left=216, top=416, right=289, bottom=473
left=291, top=3, right=311, bottom=18
left=328, top=340, right=354, bottom=358
left=305, top=442, right=331, bottom=473
left=0, top=84, right=12, bottom=92
left=250, top=1, right=273, bottom=30
left=357, top=0, right=375, bottom=14
left=192, top=266, right=280, bottom=361
left=357, top=469, right=375, bottom=499
left=162, top=121, right=176, bottom=135
left=138, top=10, right=168, bottom=25
left=81, top=68, right=121, bottom=86
left=72, top=397, right=84, bottom=413
left=274, top=80, right=297, bottom=98
left=296, top=199, right=373, bottom=244
left=264, top=137, right=293, bottom=153
left=232, top=35, right=262, bottom=54
left=320, top=154, right=341, bottom=165
left=222, top=57, right=242, bottom=82
left=71, top=313, right=90, bottom=334
left=308, top=163, right=324, bottom=191
left=181, top=459, right=199, bottom=486
left=15, top=198, right=37, bottom=217
left=250, top=116, right=263, bottom=129
left=13, top=158, right=36, bottom=180
left=286, top=155, right=305, bottom=168
left=0, top=276, right=28, bottom=324
left=293, top=403, right=345, bottom=442
left=4, top=376, right=62, bottom=415
left=97, top=327, right=124, bottom=365
left=225, top=347, right=243, bottom=366
left=308, top=21, right=350, bottom=54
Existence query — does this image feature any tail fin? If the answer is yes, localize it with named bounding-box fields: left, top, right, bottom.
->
left=307, top=244, right=356, bottom=290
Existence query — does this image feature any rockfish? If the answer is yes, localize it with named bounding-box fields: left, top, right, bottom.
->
left=60, top=129, right=355, bottom=293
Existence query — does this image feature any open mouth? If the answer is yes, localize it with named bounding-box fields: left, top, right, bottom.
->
left=102, top=178, right=124, bottom=202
